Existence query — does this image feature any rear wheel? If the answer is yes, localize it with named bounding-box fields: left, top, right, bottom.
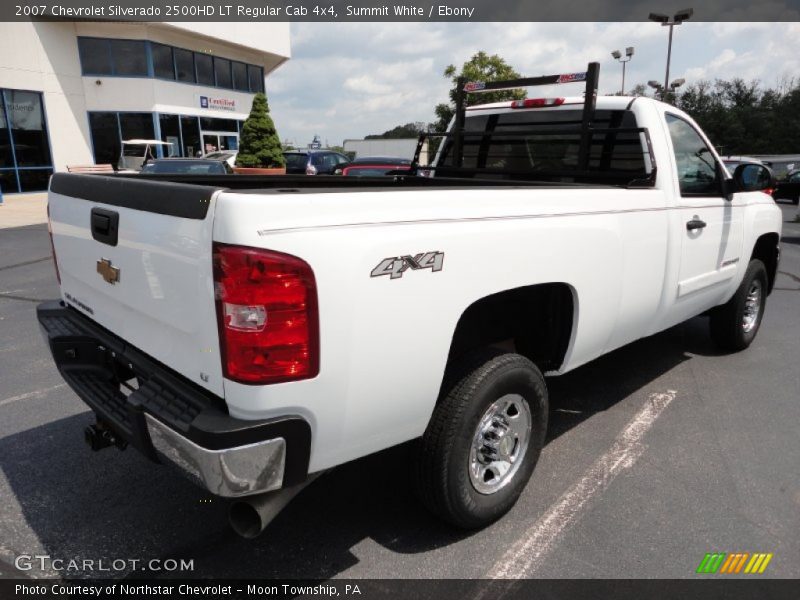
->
left=416, top=349, right=548, bottom=529
left=709, top=259, right=768, bottom=352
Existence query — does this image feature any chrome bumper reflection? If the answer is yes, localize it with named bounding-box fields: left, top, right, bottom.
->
left=144, top=414, right=285, bottom=498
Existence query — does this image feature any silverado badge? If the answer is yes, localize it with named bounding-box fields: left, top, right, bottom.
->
left=96, top=258, right=120, bottom=285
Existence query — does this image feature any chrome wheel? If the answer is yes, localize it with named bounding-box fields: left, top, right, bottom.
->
left=742, top=279, right=762, bottom=333
left=469, top=394, right=532, bottom=495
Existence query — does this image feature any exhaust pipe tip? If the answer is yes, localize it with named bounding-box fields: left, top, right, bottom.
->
left=228, top=501, right=265, bottom=540
left=228, top=473, right=322, bottom=539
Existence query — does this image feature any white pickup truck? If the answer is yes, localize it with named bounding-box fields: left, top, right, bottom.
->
left=38, top=64, right=782, bottom=538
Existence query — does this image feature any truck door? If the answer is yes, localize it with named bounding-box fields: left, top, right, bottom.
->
left=666, top=113, right=744, bottom=313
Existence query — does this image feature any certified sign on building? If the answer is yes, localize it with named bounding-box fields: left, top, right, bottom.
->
left=199, top=96, right=236, bottom=112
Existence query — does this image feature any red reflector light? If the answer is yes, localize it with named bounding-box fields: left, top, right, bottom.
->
left=46, top=203, right=60, bottom=284
left=213, top=243, right=319, bottom=385
left=511, top=97, right=566, bottom=109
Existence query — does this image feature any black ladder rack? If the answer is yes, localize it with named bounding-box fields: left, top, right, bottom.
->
left=410, top=62, right=657, bottom=187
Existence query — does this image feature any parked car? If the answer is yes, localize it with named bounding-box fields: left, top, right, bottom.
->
left=139, top=158, right=233, bottom=175
left=283, top=150, right=350, bottom=175
left=40, top=62, right=781, bottom=539
left=342, top=157, right=412, bottom=177
left=203, top=150, right=238, bottom=168
left=771, top=169, right=800, bottom=205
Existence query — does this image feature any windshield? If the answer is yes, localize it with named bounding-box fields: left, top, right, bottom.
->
left=283, top=153, right=309, bottom=170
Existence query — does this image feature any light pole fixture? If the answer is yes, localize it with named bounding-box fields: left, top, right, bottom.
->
left=648, top=78, right=685, bottom=101
left=649, top=8, right=693, bottom=98
left=611, top=46, right=634, bottom=94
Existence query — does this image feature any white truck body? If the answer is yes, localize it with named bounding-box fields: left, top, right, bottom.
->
left=40, top=93, right=782, bottom=533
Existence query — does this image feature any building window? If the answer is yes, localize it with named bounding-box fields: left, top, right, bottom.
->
left=232, top=61, right=248, bottom=92
left=0, top=89, right=53, bottom=194
left=110, top=40, right=148, bottom=76
left=174, top=48, right=195, bottom=83
left=77, top=37, right=265, bottom=94
left=199, top=117, right=238, bottom=133
left=180, top=115, right=201, bottom=157
left=78, top=38, right=113, bottom=76
left=214, top=57, right=232, bottom=89
left=119, top=113, right=155, bottom=141
left=247, top=65, right=264, bottom=93
left=88, top=112, right=120, bottom=166
left=158, top=114, right=181, bottom=156
left=0, top=98, right=12, bottom=168
left=152, top=43, right=175, bottom=80
left=195, top=53, right=215, bottom=86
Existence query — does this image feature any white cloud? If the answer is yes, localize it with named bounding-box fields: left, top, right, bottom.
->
left=266, top=22, right=800, bottom=147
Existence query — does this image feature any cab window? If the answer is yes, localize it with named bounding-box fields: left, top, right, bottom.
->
left=666, top=113, right=721, bottom=196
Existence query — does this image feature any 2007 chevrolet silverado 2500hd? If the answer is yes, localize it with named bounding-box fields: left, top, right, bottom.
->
left=38, top=64, right=781, bottom=537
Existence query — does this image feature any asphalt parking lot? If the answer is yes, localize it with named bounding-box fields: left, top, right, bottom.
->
left=1, top=202, right=798, bottom=580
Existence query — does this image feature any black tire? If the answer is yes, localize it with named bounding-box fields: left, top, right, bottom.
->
left=416, top=349, right=548, bottom=529
left=709, top=259, right=768, bottom=352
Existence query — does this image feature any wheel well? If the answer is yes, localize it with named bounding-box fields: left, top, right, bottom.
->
left=446, top=283, right=575, bottom=374
left=751, top=233, right=780, bottom=294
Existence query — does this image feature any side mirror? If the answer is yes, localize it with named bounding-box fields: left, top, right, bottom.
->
left=732, top=163, right=776, bottom=193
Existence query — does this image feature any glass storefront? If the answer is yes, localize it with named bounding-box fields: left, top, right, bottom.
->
left=88, top=111, right=243, bottom=164
left=0, top=89, right=53, bottom=194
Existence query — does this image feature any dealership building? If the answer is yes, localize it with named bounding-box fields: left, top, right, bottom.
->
left=0, top=21, right=290, bottom=195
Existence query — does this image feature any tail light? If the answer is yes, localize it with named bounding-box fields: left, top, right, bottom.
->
left=213, top=243, right=319, bottom=385
left=46, top=203, right=60, bottom=284
left=511, top=97, right=565, bottom=109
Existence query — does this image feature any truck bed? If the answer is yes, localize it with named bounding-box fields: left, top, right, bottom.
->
left=120, top=173, right=622, bottom=192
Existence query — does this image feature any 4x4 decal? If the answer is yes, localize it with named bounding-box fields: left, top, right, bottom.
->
left=371, top=252, right=444, bottom=280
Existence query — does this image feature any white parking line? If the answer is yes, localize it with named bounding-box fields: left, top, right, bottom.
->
left=486, top=390, right=677, bottom=580
left=0, top=383, right=66, bottom=407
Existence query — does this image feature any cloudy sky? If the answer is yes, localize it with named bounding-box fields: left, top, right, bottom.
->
left=265, top=22, right=800, bottom=147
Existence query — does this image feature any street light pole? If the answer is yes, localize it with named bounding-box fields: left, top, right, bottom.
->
left=649, top=8, right=693, bottom=101
left=664, top=23, right=674, bottom=94
left=611, top=47, right=634, bottom=95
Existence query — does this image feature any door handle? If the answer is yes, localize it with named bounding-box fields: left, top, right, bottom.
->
left=686, top=217, right=707, bottom=231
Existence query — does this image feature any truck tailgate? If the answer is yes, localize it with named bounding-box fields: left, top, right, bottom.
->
left=47, top=174, right=225, bottom=396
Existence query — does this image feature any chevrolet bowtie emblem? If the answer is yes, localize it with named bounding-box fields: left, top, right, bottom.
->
left=96, top=258, right=120, bottom=285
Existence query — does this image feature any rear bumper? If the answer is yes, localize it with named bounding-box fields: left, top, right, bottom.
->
left=36, top=300, right=311, bottom=497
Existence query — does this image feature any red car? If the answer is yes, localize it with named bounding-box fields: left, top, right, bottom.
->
left=341, top=157, right=412, bottom=177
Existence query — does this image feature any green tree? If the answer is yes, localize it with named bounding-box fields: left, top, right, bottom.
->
left=432, top=51, right=525, bottom=133
left=235, top=93, right=285, bottom=168
left=626, top=77, right=800, bottom=156
left=366, top=122, right=428, bottom=139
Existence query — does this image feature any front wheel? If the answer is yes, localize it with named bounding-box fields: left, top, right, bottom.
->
left=709, top=259, right=768, bottom=352
left=415, top=349, right=548, bottom=529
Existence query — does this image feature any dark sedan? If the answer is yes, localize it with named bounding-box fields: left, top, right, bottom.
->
left=140, top=158, right=233, bottom=175
left=283, top=150, right=350, bottom=175
left=772, top=169, right=800, bottom=205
